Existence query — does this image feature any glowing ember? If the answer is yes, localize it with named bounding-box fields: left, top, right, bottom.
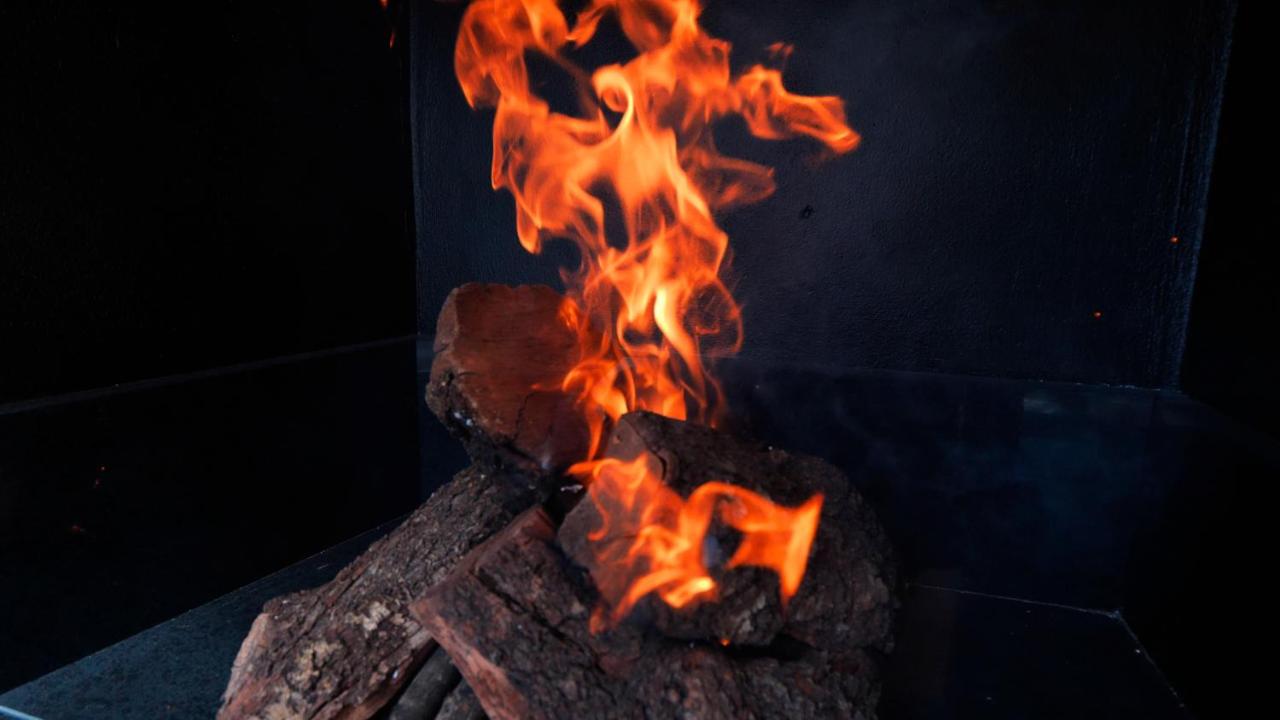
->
left=453, top=0, right=857, bottom=625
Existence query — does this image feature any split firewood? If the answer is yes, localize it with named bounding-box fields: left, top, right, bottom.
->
left=426, top=283, right=590, bottom=481
left=218, top=467, right=537, bottom=720
left=558, top=411, right=898, bottom=656
left=412, top=508, right=883, bottom=720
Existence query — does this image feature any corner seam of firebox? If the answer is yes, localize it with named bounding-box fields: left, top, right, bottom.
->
left=1113, top=611, right=1192, bottom=714
left=908, top=583, right=1117, bottom=618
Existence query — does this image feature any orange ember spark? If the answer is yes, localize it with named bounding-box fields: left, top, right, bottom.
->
left=454, top=0, right=856, bottom=625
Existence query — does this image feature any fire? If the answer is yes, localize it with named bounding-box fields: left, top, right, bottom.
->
left=574, top=455, right=824, bottom=627
left=454, top=0, right=857, bottom=625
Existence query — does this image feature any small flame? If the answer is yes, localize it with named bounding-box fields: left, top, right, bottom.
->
left=572, top=455, right=823, bottom=628
left=453, top=0, right=855, bottom=625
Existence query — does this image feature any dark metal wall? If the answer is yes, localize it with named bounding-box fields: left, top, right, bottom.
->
left=0, top=0, right=414, bottom=405
left=1182, top=0, right=1277, bottom=436
left=1130, top=1, right=1274, bottom=714
left=412, top=0, right=1233, bottom=388
left=0, top=0, right=419, bottom=691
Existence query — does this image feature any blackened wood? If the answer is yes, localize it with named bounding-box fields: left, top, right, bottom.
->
left=558, top=411, right=898, bottom=658
left=412, top=508, right=881, bottom=720
left=218, top=467, right=537, bottom=720
left=386, top=646, right=462, bottom=720
left=435, top=682, right=488, bottom=720
left=426, top=283, right=590, bottom=480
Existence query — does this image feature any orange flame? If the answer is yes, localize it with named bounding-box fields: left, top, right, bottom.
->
left=573, top=455, right=824, bottom=627
left=454, top=0, right=856, bottom=624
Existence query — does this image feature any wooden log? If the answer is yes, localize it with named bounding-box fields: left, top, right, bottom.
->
left=557, top=411, right=898, bottom=657
left=412, top=508, right=882, bottom=720
left=218, top=467, right=537, bottom=720
left=426, top=283, right=590, bottom=480
left=435, top=683, right=487, bottom=720
left=386, top=645, right=462, bottom=720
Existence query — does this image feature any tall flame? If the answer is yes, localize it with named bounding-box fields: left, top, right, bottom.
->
left=454, top=0, right=857, bottom=626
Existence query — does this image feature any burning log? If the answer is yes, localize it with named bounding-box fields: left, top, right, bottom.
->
left=218, top=467, right=535, bottom=720
left=559, top=412, right=898, bottom=654
left=426, top=283, right=590, bottom=481
left=223, top=0, right=895, bottom=714
left=413, top=507, right=885, bottom=720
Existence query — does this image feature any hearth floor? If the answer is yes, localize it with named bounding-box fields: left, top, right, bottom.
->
left=0, top=522, right=1187, bottom=720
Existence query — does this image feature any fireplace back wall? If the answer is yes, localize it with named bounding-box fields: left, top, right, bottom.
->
left=0, top=0, right=419, bottom=693
left=412, top=0, right=1232, bottom=389
left=0, top=0, right=414, bottom=405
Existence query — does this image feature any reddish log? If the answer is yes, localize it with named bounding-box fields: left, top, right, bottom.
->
left=426, top=283, right=590, bottom=480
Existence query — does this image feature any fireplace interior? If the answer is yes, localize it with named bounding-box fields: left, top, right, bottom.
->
left=0, top=0, right=1269, bottom=718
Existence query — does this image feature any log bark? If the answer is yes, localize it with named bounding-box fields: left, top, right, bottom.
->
left=412, top=508, right=882, bottom=720
left=218, top=467, right=536, bottom=720
left=426, top=283, right=590, bottom=480
left=557, top=411, right=897, bottom=658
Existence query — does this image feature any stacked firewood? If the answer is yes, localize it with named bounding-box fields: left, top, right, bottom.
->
left=218, top=284, right=897, bottom=720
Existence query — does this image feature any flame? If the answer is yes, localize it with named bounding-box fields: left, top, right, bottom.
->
left=573, top=455, right=823, bottom=628
left=454, top=0, right=856, bottom=625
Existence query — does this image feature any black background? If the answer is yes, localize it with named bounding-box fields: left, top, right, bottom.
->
left=1181, top=0, right=1279, bottom=438
left=0, top=0, right=419, bottom=693
left=1130, top=0, right=1277, bottom=712
left=0, top=0, right=414, bottom=405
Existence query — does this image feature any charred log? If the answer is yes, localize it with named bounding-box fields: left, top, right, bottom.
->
left=385, top=645, right=462, bottom=720
left=557, top=411, right=898, bottom=657
left=218, top=467, right=536, bottom=720
left=435, top=683, right=487, bottom=720
left=412, top=508, right=883, bottom=720
left=426, top=283, right=590, bottom=481
left=381, top=645, right=491, bottom=720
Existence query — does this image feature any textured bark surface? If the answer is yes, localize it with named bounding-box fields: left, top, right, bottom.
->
left=426, top=283, right=589, bottom=480
left=218, top=467, right=536, bottom=720
left=413, top=508, right=883, bottom=720
left=558, top=412, right=897, bottom=654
